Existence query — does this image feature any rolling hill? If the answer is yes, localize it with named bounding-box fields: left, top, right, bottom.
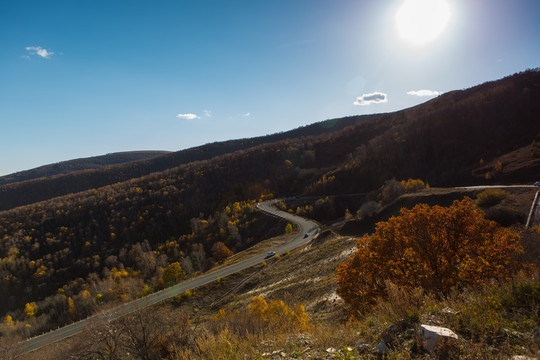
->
left=1, top=69, right=539, bottom=212
left=0, top=151, right=170, bottom=187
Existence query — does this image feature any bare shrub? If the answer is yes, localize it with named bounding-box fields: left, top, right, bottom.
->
left=380, top=178, right=405, bottom=204
left=357, top=201, right=382, bottom=220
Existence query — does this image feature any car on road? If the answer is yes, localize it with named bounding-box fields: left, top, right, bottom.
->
left=303, top=233, right=309, bottom=238
left=264, top=251, right=276, bottom=259
left=535, top=181, right=540, bottom=186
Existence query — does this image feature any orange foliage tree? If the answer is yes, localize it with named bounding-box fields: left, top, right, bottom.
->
left=210, top=241, right=234, bottom=263
left=336, top=198, right=523, bottom=313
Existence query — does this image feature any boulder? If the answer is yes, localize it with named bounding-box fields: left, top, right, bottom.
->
left=355, top=340, right=370, bottom=353
left=418, top=324, right=458, bottom=352
left=377, top=341, right=390, bottom=354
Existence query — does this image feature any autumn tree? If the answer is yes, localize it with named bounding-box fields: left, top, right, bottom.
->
left=161, top=262, right=185, bottom=288
left=212, top=296, right=310, bottom=336
left=210, top=242, right=233, bottom=263
left=24, top=302, right=38, bottom=318
left=400, top=178, right=428, bottom=192
left=336, top=198, right=523, bottom=314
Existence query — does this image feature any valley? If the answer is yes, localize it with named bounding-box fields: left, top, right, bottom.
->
left=1, top=70, right=540, bottom=359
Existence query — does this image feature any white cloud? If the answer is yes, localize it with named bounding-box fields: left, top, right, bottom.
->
left=406, top=89, right=441, bottom=97
left=243, top=112, right=251, bottom=117
left=354, top=92, right=388, bottom=106
left=176, top=113, right=200, bottom=120
left=25, top=46, right=54, bottom=59
left=204, top=110, right=212, bottom=117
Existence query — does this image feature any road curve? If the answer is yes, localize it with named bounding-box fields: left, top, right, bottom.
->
left=13, top=200, right=319, bottom=354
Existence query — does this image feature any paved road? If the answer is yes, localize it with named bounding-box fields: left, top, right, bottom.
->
left=13, top=200, right=319, bottom=355
left=457, top=185, right=537, bottom=190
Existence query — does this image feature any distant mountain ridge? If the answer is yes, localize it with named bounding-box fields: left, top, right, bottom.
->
left=0, top=114, right=378, bottom=211
left=0, top=151, right=171, bottom=187
left=0, top=70, right=539, bottom=212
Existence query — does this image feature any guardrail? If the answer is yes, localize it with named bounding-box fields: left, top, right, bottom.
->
left=525, top=191, right=540, bottom=228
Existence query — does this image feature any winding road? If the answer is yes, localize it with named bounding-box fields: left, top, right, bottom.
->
left=12, top=200, right=319, bottom=355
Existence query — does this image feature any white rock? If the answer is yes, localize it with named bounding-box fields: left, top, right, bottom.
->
left=419, top=324, right=458, bottom=352
left=326, top=347, right=336, bottom=353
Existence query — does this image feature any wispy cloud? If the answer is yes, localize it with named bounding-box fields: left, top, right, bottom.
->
left=406, top=89, right=441, bottom=97
left=204, top=110, right=212, bottom=118
left=354, top=92, right=388, bottom=106
left=176, top=113, right=200, bottom=120
left=25, top=46, right=54, bottom=59
left=243, top=112, right=251, bottom=117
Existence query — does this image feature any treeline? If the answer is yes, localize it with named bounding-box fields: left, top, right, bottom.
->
left=0, top=114, right=375, bottom=211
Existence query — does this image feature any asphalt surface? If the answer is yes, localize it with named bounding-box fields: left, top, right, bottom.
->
left=12, top=200, right=319, bottom=355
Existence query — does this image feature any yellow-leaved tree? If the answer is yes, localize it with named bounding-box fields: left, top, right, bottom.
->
left=24, top=302, right=38, bottom=318
left=336, top=198, right=523, bottom=314
left=161, top=262, right=186, bottom=288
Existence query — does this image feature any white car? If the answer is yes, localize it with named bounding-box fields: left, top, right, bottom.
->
left=264, top=251, right=276, bottom=259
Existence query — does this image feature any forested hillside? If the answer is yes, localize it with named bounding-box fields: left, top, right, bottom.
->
left=0, top=69, right=539, bottom=339
left=307, top=69, right=540, bottom=194
left=0, top=115, right=376, bottom=211
left=0, top=151, right=170, bottom=187
left=2, top=71, right=540, bottom=212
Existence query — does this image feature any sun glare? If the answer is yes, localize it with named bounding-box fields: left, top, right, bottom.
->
left=395, top=0, right=451, bottom=46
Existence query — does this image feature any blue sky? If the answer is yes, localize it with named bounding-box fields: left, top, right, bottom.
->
left=1, top=0, right=539, bottom=176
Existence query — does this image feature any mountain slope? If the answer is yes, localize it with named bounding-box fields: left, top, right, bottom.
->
left=0, top=151, right=171, bottom=187
left=0, top=115, right=379, bottom=211
left=2, top=71, right=539, bottom=213
left=306, top=69, right=540, bottom=194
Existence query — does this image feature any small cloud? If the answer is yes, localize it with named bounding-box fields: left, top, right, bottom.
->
left=204, top=110, right=212, bottom=117
left=354, top=92, right=388, bottom=106
left=243, top=112, right=251, bottom=117
left=176, top=113, right=200, bottom=120
left=407, top=89, right=441, bottom=97
left=25, top=46, right=54, bottom=59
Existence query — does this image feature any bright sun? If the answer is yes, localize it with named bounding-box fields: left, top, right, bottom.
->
left=395, top=0, right=451, bottom=46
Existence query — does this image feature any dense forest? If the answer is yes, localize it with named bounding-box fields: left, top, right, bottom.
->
left=1, top=70, right=540, bottom=338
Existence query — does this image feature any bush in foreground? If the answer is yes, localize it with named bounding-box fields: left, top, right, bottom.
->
left=337, top=198, right=523, bottom=314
